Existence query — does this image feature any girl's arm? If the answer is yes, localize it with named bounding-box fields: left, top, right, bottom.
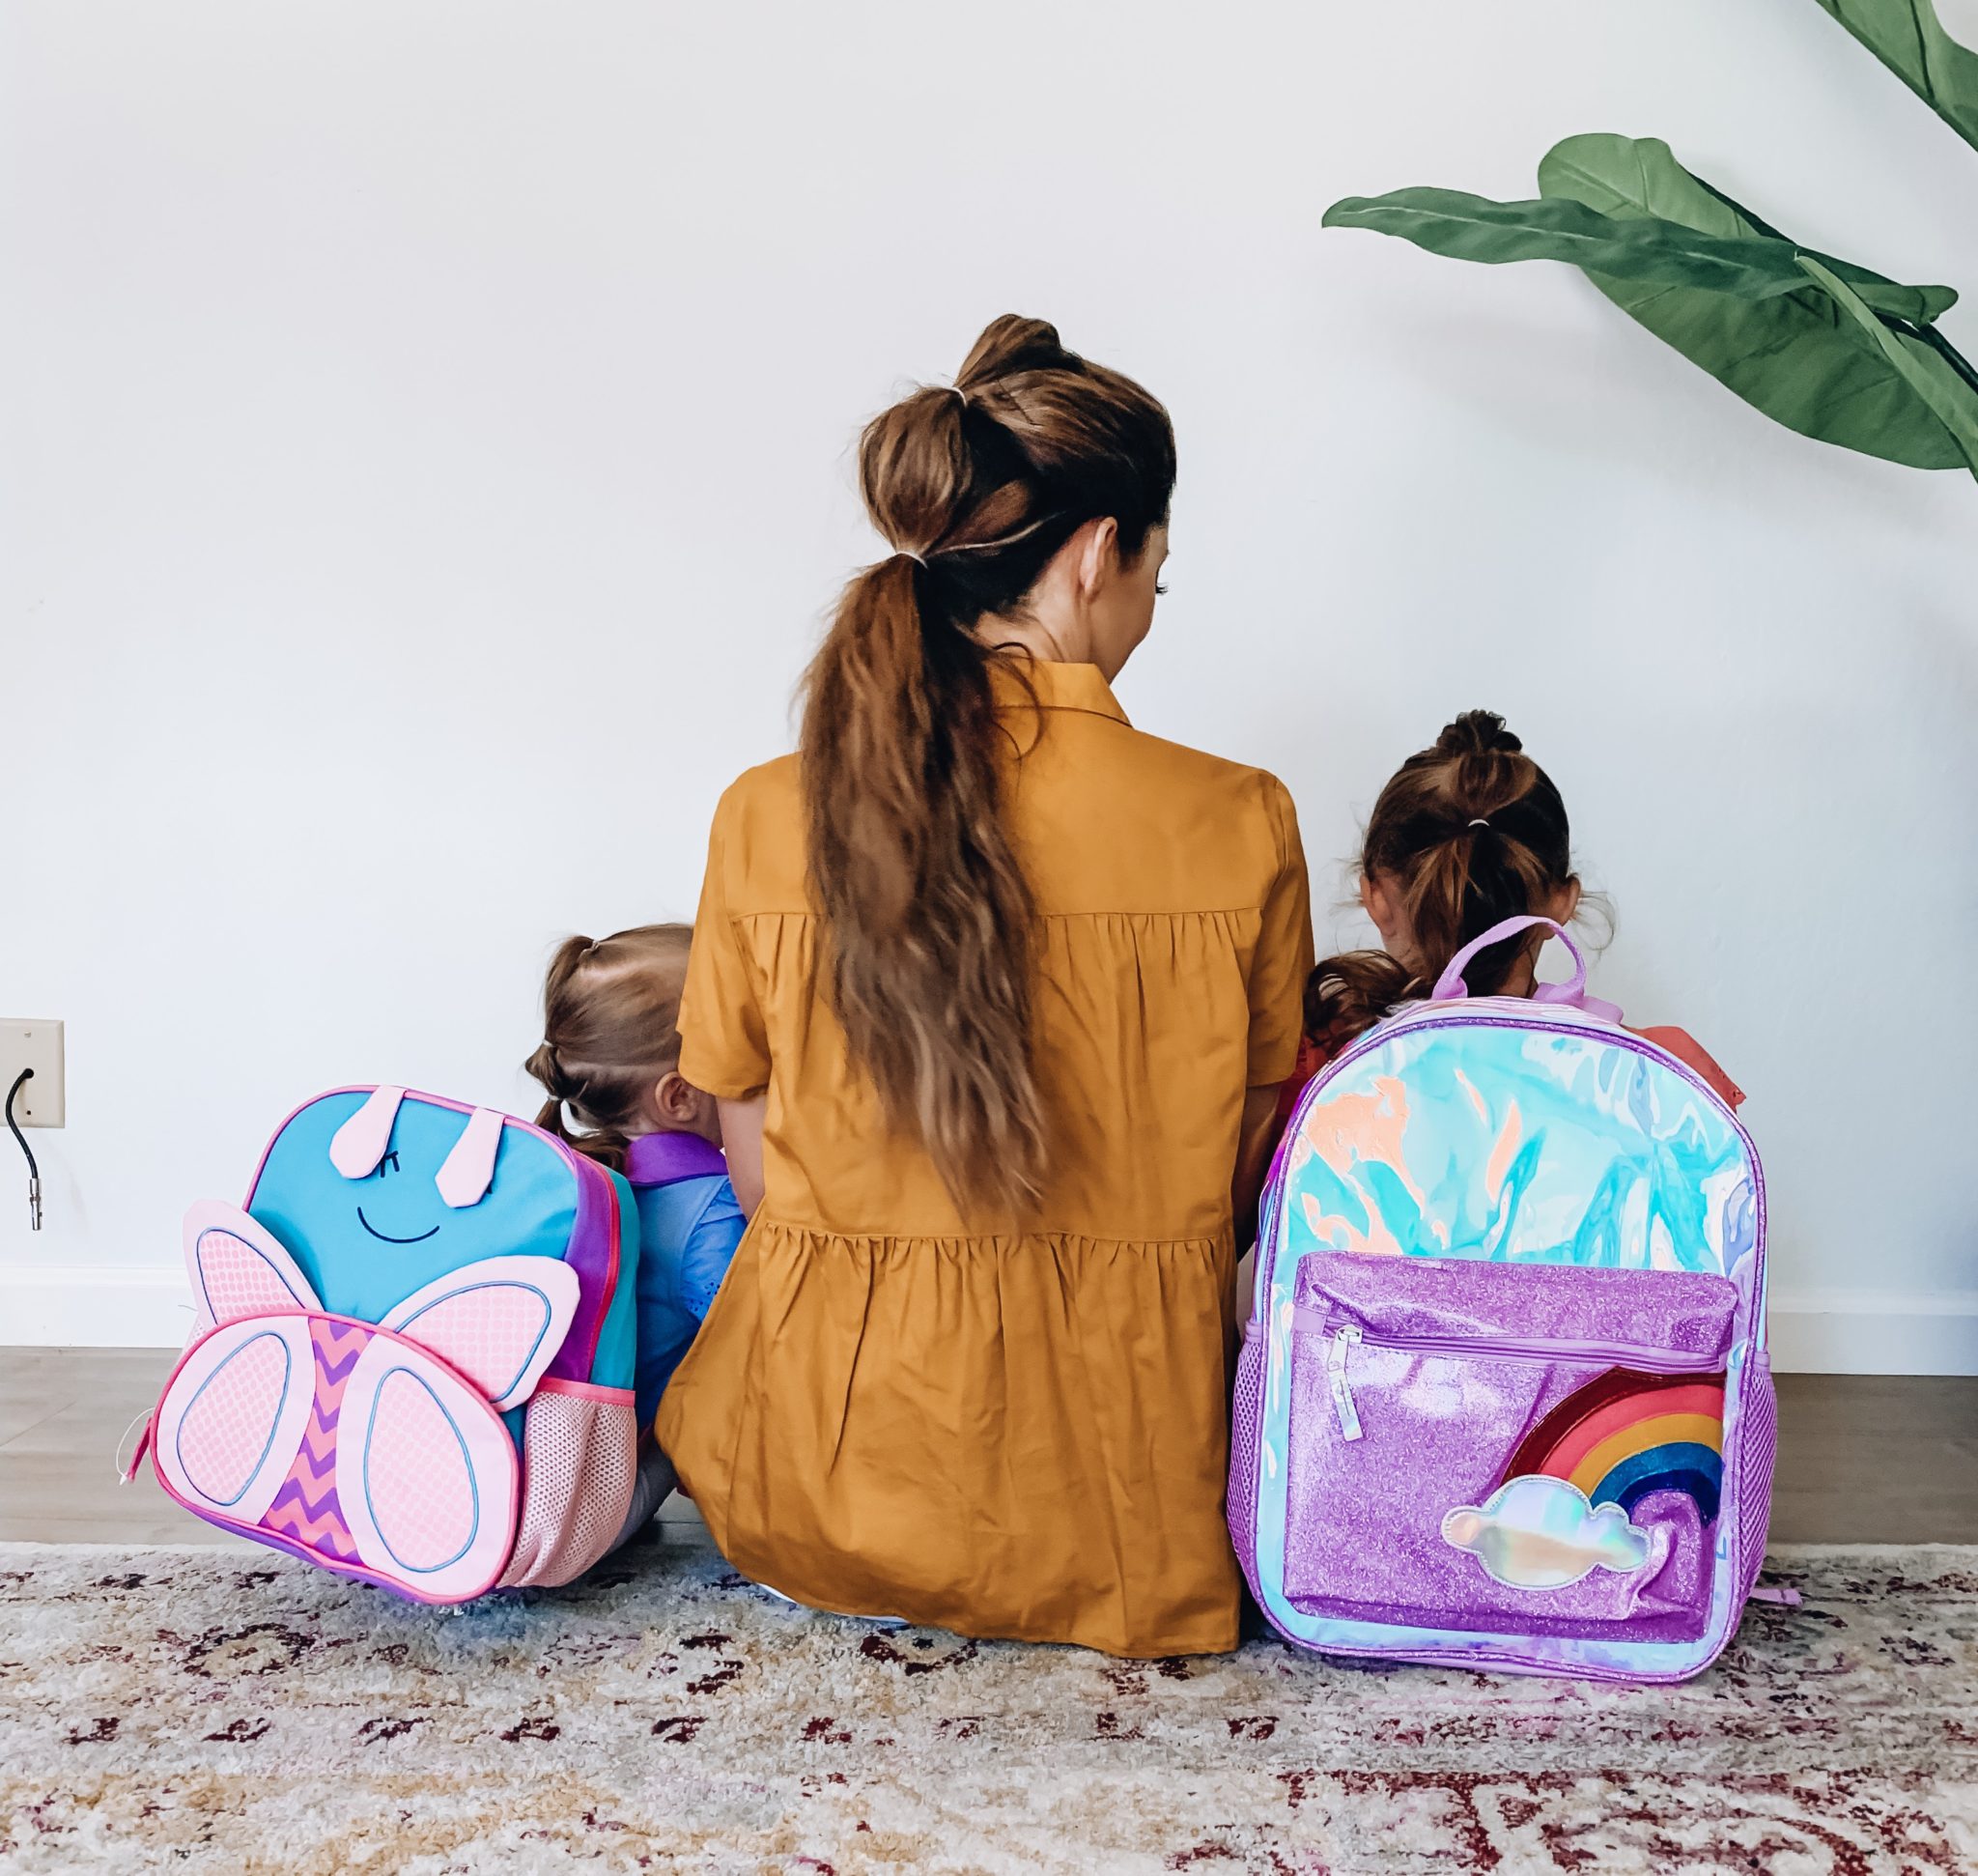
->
left=1232, top=1083, right=1283, bottom=1250
left=718, top=1094, right=767, bottom=1217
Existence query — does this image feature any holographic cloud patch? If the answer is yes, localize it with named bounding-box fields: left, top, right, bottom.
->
left=1441, top=1475, right=1652, bottom=1589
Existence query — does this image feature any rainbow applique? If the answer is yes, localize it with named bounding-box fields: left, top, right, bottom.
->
left=1503, top=1368, right=1727, bottom=1522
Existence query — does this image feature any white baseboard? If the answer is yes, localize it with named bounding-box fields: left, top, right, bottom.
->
left=0, top=1265, right=197, bottom=1349
left=3, top=1267, right=1975, bottom=1375
left=1766, top=1289, right=1978, bottom=1377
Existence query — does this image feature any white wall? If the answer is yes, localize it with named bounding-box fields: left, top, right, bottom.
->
left=4, top=0, right=1973, bottom=1370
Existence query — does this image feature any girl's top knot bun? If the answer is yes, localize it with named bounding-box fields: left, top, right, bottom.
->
left=1435, top=709, right=1523, bottom=759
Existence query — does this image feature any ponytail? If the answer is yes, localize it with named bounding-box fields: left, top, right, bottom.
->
left=804, top=549, right=1049, bottom=1216
left=525, top=1039, right=635, bottom=1174
left=1304, top=951, right=1421, bottom=1060
left=802, top=314, right=1174, bottom=1218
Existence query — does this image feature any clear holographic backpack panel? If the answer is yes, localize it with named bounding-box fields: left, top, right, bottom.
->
left=1229, top=918, right=1772, bottom=1682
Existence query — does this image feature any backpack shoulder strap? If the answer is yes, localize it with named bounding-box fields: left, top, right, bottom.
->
left=622, top=1133, right=728, bottom=1190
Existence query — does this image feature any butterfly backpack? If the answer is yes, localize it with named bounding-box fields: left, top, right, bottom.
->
left=134, top=1087, right=642, bottom=1603
left=1229, top=917, right=1774, bottom=1683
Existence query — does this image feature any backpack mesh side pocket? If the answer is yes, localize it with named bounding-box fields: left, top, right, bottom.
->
left=1227, top=1329, right=1267, bottom=1599
left=1733, top=1350, right=1778, bottom=1607
left=497, top=1380, right=637, bottom=1588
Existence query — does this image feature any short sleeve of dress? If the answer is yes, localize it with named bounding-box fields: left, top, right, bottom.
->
left=1247, top=776, right=1315, bottom=1088
left=677, top=788, right=773, bottom=1101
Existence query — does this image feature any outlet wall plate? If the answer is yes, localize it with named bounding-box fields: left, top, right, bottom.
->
left=1, top=1020, right=64, bottom=1127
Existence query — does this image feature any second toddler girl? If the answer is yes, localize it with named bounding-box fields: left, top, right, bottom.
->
left=524, top=924, right=746, bottom=1541
left=1290, top=709, right=1742, bottom=1110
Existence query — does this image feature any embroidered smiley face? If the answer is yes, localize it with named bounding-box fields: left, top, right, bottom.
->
left=329, top=1088, right=500, bottom=1247
left=354, top=1152, right=438, bottom=1244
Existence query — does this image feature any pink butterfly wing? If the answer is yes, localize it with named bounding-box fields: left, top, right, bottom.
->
left=183, top=1200, right=321, bottom=1333
left=155, top=1316, right=316, bottom=1527
left=175, top=1332, right=292, bottom=1503
left=363, top=1368, right=479, bottom=1570
left=380, top=1257, right=579, bottom=1410
left=339, top=1338, right=520, bottom=1602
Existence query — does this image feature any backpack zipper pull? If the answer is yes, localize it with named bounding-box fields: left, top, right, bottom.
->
left=1328, top=1325, right=1363, bottom=1441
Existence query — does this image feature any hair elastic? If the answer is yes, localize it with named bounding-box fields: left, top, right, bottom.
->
left=1468, top=817, right=1490, bottom=829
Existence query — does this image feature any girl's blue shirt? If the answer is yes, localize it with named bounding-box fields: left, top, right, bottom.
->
left=623, top=1131, right=746, bottom=1431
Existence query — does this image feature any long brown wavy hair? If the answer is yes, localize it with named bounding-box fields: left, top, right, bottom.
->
left=523, top=924, right=692, bottom=1172
left=802, top=314, right=1175, bottom=1217
left=1308, top=712, right=1586, bottom=1056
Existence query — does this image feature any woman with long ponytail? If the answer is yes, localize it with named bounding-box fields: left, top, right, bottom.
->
left=657, top=316, right=1313, bottom=1656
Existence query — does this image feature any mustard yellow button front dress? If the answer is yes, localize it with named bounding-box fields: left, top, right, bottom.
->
left=657, top=661, right=1312, bottom=1656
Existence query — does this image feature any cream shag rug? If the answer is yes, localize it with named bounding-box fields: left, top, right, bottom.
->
left=2, top=1540, right=1974, bottom=1873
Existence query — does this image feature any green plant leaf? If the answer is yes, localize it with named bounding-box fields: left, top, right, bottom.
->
left=1796, top=254, right=1978, bottom=476
left=1540, top=129, right=1956, bottom=321
left=1536, top=132, right=1972, bottom=470
left=1321, top=188, right=1952, bottom=321
left=1540, top=132, right=1794, bottom=246
left=1808, top=0, right=1978, bottom=153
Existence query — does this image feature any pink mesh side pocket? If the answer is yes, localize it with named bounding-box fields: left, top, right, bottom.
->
left=497, top=1379, right=637, bottom=1588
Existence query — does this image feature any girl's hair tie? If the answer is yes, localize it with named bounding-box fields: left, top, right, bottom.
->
left=1468, top=817, right=1490, bottom=829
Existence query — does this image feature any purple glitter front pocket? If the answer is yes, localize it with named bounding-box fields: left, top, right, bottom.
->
left=1282, top=1257, right=1738, bottom=1642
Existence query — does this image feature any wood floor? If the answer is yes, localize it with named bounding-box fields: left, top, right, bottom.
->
left=2, top=1348, right=1975, bottom=1548
left=0, top=1347, right=712, bottom=1549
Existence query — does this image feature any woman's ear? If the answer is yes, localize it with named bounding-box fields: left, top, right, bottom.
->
left=1078, top=515, right=1120, bottom=596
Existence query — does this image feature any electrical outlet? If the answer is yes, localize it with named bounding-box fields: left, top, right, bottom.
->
left=0, top=1020, right=64, bottom=1127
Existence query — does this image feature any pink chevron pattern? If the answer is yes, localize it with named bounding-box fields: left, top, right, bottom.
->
left=260, top=1318, right=369, bottom=1560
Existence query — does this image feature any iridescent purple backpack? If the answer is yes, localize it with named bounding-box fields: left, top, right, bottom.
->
left=1229, top=917, right=1774, bottom=1682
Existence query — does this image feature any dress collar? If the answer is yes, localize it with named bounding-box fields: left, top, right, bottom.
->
left=622, top=1131, right=728, bottom=1188
left=988, top=658, right=1129, bottom=725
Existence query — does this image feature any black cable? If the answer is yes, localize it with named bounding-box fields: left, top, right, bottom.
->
left=5, top=1069, right=36, bottom=1183
left=7, top=1068, right=41, bottom=1229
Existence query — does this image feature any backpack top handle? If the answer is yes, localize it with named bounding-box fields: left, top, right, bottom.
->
left=1430, top=914, right=1622, bottom=1023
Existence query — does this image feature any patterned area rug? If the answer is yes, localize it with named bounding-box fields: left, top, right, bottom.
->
left=2, top=1540, right=1974, bottom=1873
